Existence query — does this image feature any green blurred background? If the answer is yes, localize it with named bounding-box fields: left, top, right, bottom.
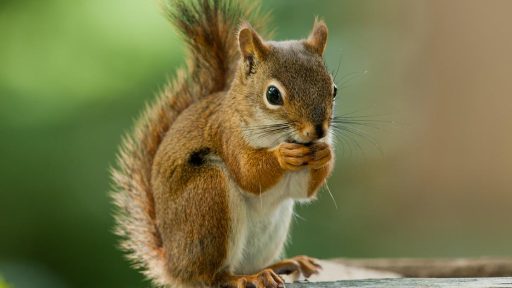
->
left=1, top=0, right=512, bottom=287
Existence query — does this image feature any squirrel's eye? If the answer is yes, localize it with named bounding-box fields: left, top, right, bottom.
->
left=333, top=84, right=338, bottom=99
left=266, top=85, right=283, bottom=106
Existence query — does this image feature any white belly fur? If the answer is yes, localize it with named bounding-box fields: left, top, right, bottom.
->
left=224, top=168, right=312, bottom=275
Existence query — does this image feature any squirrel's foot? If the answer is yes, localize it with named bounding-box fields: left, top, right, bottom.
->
left=308, top=142, right=332, bottom=170
left=267, top=255, right=322, bottom=279
left=274, top=143, right=312, bottom=171
left=219, top=269, right=285, bottom=288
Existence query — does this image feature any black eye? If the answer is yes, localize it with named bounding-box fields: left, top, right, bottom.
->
left=333, top=84, right=338, bottom=99
left=266, top=85, right=283, bottom=106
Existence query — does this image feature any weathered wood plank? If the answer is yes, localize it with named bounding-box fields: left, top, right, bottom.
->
left=334, top=257, right=512, bottom=277
left=287, top=277, right=512, bottom=288
left=285, top=260, right=400, bottom=283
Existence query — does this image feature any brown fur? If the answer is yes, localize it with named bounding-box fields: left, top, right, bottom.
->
left=112, top=0, right=335, bottom=287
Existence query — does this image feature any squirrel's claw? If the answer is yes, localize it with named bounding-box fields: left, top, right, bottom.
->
left=219, top=269, right=285, bottom=288
left=267, top=255, right=322, bottom=280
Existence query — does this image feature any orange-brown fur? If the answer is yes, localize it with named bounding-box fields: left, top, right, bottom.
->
left=112, top=0, right=335, bottom=287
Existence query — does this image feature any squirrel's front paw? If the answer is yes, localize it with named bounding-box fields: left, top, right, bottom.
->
left=274, top=143, right=312, bottom=171
left=308, top=142, right=332, bottom=170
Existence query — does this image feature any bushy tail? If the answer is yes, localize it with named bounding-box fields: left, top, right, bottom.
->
left=111, top=0, right=269, bottom=286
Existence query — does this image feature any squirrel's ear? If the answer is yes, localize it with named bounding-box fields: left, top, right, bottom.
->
left=238, top=23, right=269, bottom=75
left=306, top=18, right=328, bottom=56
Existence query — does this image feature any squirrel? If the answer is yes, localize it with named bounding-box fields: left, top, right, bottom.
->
left=111, top=0, right=336, bottom=287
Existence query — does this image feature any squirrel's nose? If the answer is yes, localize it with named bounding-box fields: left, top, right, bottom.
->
left=302, top=123, right=326, bottom=141
left=315, top=124, right=325, bottom=139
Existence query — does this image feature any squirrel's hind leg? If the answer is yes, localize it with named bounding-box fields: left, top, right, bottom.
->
left=153, top=164, right=231, bottom=286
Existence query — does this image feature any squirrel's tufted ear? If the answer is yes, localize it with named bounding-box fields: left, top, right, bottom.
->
left=238, top=23, right=269, bottom=76
left=306, top=18, right=328, bottom=56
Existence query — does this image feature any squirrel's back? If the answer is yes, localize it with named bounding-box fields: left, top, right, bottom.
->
left=111, top=0, right=268, bottom=286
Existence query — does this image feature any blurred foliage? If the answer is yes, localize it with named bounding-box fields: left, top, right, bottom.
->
left=0, top=276, right=10, bottom=288
left=0, top=0, right=183, bottom=286
left=1, top=0, right=511, bottom=287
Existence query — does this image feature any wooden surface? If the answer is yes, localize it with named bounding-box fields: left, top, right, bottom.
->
left=282, top=260, right=401, bottom=283
left=334, top=257, right=512, bottom=277
left=287, top=277, right=512, bottom=288
left=282, top=258, right=512, bottom=287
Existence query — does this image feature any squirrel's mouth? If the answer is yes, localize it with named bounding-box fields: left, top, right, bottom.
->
left=287, top=138, right=314, bottom=146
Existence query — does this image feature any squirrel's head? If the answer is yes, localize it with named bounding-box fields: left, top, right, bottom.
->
left=235, top=20, right=336, bottom=148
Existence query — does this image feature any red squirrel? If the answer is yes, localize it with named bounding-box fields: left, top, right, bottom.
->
left=112, top=0, right=336, bottom=287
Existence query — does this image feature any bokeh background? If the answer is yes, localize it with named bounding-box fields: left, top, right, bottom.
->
left=1, top=0, right=512, bottom=287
